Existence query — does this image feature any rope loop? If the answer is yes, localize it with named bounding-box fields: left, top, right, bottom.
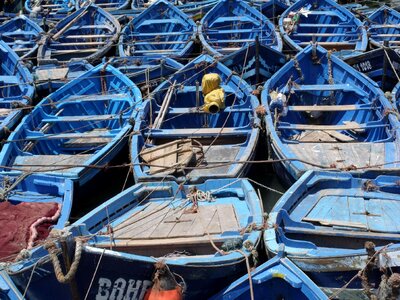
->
left=45, top=238, right=83, bottom=284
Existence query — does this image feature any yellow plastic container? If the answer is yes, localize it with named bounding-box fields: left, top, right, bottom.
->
left=203, top=88, right=225, bottom=114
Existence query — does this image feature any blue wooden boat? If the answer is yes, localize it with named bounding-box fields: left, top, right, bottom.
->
left=0, top=15, right=43, bottom=60
left=392, top=81, right=400, bottom=110
left=366, top=6, right=400, bottom=49
left=0, top=271, right=23, bottom=300
left=0, top=63, right=141, bottom=185
left=279, top=0, right=367, bottom=57
left=131, top=54, right=260, bottom=183
left=76, top=0, right=129, bottom=11
left=0, top=173, right=73, bottom=262
left=345, top=47, right=400, bottom=92
left=130, top=0, right=218, bottom=21
left=24, top=0, right=75, bottom=17
left=210, top=249, right=328, bottom=300
left=199, top=0, right=282, bottom=57
left=34, top=60, right=94, bottom=94
left=261, top=44, right=400, bottom=185
left=0, top=41, right=34, bottom=139
left=250, top=0, right=291, bottom=23
left=265, top=170, right=400, bottom=296
left=37, top=3, right=121, bottom=65
left=119, top=0, right=196, bottom=58
left=221, top=42, right=286, bottom=89
left=108, top=56, right=183, bottom=96
left=5, top=178, right=263, bottom=299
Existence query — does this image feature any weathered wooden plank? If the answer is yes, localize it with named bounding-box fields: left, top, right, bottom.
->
left=114, top=202, right=172, bottom=239
left=167, top=212, right=198, bottom=238
left=149, top=207, right=186, bottom=238
left=288, top=104, right=362, bottom=112
left=217, top=204, right=239, bottom=232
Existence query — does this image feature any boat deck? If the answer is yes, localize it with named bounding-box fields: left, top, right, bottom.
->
left=98, top=201, right=241, bottom=255
left=13, top=154, right=91, bottom=172
left=288, top=142, right=388, bottom=169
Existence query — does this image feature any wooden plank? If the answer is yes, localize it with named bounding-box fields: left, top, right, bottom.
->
left=279, top=123, right=362, bottom=131
left=348, top=196, right=368, bottom=229
left=217, top=204, right=239, bottom=232
left=35, top=68, right=69, bottom=81
left=61, top=94, right=128, bottom=102
left=13, top=154, right=91, bottom=172
left=288, top=104, right=361, bottom=112
left=166, top=212, right=198, bottom=238
left=366, top=199, right=386, bottom=232
left=292, top=33, right=359, bottom=37
left=63, top=34, right=113, bottom=39
left=303, top=217, right=368, bottom=229
left=114, top=203, right=172, bottom=239
left=145, top=127, right=250, bottom=137
left=42, top=114, right=119, bottom=123
left=149, top=208, right=186, bottom=239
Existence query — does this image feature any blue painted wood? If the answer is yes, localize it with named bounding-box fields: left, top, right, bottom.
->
left=108, top=55, right=183, bottom=93
left=279, top=0, right=367, bottom=58
left=0, top=15, right=43, bottom=60
left=366, top=6, right=400, bottom=49
left=131, top=54, right=260, bottom=183
left=34, top=60, right=94, bottom=93
left=261, top=44, right=400, bottom=185
left=0, top=63, right=141, bottom=185
left=265, top=170, right=400, bottom=289
left=210, top=251, right=328, bottom=300
left=76, top=0, right=129, bottom=11
left=6, top=178, right=263, bottom=300
left=130, top=0, right=218, bottom=21
left=345, top=47, right=400, bottom=92
left=37, top=3, right=121, bottom=65
left=25, top=0, right=75, bottom=16
left=221, top=42, right=286, bottom=89
left=199, top=0, right=282, bottom=57
left=0, top=271, right=23, bottom=300
left=0, top=41, right=34, bottom=139
left=119, top=0, right=196, bottom=59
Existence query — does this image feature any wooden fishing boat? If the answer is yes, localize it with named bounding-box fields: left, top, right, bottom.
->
left=24, top=0, right=75, bottom=17
left=130, top=0, right=218, bottom=21
left=0, top=63, right=141, bottom=185
left=251, top=0, right=291, bottom=23
left=131, top=54, right=260, bottom=183
left=108, top=56, right=183, bottom=96
left=199, top=0, right=282, bottom=57
left=0, top=173, right=73, bottom=262
left=392, top=81, right=400, bottom=110
left=261, top=44, right=400, bottom=185
left=345, top=47, right=400, bottom=92
left=221, top=42, right=286, bottom=89
left=0, top=41, right=35, bottom=139
left=0, top=271, right=23, bottom=299
left=211, top=250, right=328, bottom=300
left=366, top=6, right=400, bottom=49
left=76, top=0, right=129, bottom=11
left=119, top=0, right=196, bottom=58
left=265, top=170, right=400, bottom=297
left=279, top=0, right=367, bottom=57
left=37, top=3, right=121, bottom=65
left=34, top=60, right=94, bottom=94
left=5, top=178, right=263, bottom=299
left=0, top=15, right=43, bottom=61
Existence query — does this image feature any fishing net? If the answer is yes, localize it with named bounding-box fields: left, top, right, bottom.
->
left=0, top=201, right=60, bottom=261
